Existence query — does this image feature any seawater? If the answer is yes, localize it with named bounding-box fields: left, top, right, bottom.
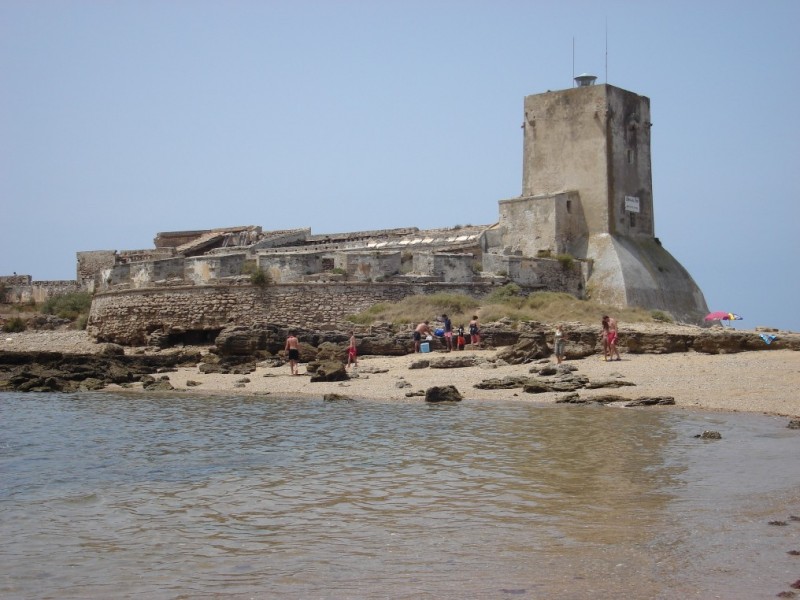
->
left=1, top=392, right=799, bottom=599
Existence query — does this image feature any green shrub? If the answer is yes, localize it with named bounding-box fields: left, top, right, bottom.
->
left=250, top=269, right=270, bottom=287
left=75, top=314, right=89, bottom=330
left=42, top=292, right=92, bottom=321
left=536, top=249, right=552, bottom=258
left=484, top=283, right=522, bottom=304
left=2, top=316, right=26, bottom=332
left=331, top=268, right=347, bottom=275
left=650, top=310, right=673, bottom=323
left=555, top=253, right=575, bottom=270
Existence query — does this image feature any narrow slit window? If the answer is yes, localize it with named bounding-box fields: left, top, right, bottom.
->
left=629, top=212, right=637, bottom=227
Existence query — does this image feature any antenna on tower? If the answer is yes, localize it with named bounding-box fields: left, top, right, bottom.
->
left=572, top=37, right=575, bottom=87
left=605, top=17, right=608, bottom=83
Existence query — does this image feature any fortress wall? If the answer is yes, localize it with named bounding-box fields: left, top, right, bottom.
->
left=88, top=282, right=502, bottom=345
left=482, top=254, right=584, bottom=295
left=1, top=278, right=81, bottom=304
left=77, top=250, right=117, bottom=284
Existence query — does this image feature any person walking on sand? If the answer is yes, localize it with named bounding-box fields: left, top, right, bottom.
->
left=469, top=316, right=481, bottom=348
left=441, top=314, right=453, bottom=352
left=413, top=320, right=432, bottom=353
left=285, top=331, right=300, bottom=375
left=346, top=331, right=358, bottom=370
left=553, top=323, right=566, bottom=364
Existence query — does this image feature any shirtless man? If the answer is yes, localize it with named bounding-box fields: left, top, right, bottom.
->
left=413, top=321, right=432, bottom=353
left=285, top=331, right=300, bottom=375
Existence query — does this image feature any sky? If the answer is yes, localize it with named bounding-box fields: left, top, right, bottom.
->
left=1, top=1, right=798, bottom=331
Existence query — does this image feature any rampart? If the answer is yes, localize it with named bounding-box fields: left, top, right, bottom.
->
left=87, top=281, right=523, bottom=345
left=0, top=275, right=81, bottom=304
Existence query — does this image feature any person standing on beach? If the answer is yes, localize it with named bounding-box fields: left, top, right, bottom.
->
left=469, top=316, right=481, bottom=348
left=346, top=331, right=358, bottom=370
left=285, top=331, right=300, bottom=375
left=413, top=321, right=432, bottom=353
left=553, top=324, right=566, bottom=364
left=441, top=314, right=453, bottom=352
left=607, top=316, right=621, bottom=361
left=601, top=316, right=621, bottom=361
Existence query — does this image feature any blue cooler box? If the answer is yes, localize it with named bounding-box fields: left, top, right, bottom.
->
left=420, top=342, right=430, bottom=353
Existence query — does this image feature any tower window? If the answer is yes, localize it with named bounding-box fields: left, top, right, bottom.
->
left=566, top=200, right=572, bottom=214
left=627, top=149, right=635, bottom=164
left=629, top=212, right=637, bottom=227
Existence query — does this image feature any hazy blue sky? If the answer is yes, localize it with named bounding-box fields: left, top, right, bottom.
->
left=2, top=1, right=798, bottom=331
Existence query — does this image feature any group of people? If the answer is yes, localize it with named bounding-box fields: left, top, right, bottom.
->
left=284, top=313, right=620, bottom=375
left=413, top=315, right=481, bottom=353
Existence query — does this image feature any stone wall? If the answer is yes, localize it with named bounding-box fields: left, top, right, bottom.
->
left=336, top=252, right=401, bottom=282
left=77, top=250, right=117, bottom=286
left=0, top=276, right=81, bottom=304
left=482, top=254, right=585, bottom=296
left=498, top=192, right=587, bottom=258
left=88, top=282, right=508, bottom=345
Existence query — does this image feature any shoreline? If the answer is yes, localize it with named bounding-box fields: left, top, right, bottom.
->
left=3, top=330, right=799, bottom=418
left=133, top=348, right=800, bottom=419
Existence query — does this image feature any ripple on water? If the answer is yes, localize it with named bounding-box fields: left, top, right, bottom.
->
left=1, top=392, right=799, bottom=599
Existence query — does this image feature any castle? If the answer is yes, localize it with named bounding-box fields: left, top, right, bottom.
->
left=5, top=81, right=709, bottom=345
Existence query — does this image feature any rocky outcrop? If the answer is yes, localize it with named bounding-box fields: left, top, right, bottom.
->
left=0, top=350, right=200, bottom=393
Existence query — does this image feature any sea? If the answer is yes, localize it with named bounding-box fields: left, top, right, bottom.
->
left=2, top=392, right=799, bottom=599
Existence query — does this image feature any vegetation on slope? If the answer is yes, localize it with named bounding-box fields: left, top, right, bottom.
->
left=347, top=284, right=671, bottom=328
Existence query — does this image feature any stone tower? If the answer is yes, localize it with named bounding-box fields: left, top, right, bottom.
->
left=498, top=81, right=708, bottom=323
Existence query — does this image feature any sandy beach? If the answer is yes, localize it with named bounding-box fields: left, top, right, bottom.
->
left=3, top=330, right=799, bottom=418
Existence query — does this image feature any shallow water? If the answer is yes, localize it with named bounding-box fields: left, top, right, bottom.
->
left=1, top=392, right=799, bottom=599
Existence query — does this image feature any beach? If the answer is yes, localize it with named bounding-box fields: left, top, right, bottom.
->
left=3, top=330, right=799, bottom=418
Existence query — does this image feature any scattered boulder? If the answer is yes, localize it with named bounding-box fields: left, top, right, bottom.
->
left=585, top=379, right=637, bottom=389
left=429, top=355, right=478, bottom=369
left=425, top=385, right=463, bottom=403
left=474, top=375, right=531, bottom=390
left=324, top=393, right=353, bottom=401
left=496, top=332, right=549, bottom=364
left=309, top=360, right=348, bottom=382
left=408, top=359, right=430, bottom=370
left=624, top=396, right=676, bottom=406
left=694, top=430, right=722, bottom=439
left=788, top=420, right=800, bottom=430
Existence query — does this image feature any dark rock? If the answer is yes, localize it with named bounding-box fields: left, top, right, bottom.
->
left=408, top=359, right=430, bottom=369
left=429, top=355, right=478, bottom=369
left=98, top=343, right=125, bottom=356
left=323, top=393, right=353, bottom=401
left=496, top=332, right=549, bottom=364
left=395, top=380, right=412, bottom=389
left=425, top=385, right=463, bottom=402
left=585, top=379, right=637, bottom=389
left=625, top=396, right=676, bottom=406
left=214, top=326, right=267, bottom=356
left=522, top=380, right=552, bottom=394
left=585, top=394, right=628, bottom=404
left=474, top=375, right=531, bottom=390
left=694, top=430, right=722, bottom=439
left=186, top=380, right=202, bottom=387
left=78, top=378, right=106, bottom=391
left=309, top=360, right=349, bottom=382
left=555, top=393, right=584, bottom=403
left=788, top=420, right=800, bottom=430
left=405, top=390, right=426, bottom=397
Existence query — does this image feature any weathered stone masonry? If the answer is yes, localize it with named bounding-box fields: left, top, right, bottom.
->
left=88, top=282, right=520, bottom=345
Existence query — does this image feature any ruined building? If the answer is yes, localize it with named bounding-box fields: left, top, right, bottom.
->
left=76, top=80, right=707, bottom=344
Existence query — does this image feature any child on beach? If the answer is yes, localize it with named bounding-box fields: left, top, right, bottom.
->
left=456, top=325, right=466, bottom=351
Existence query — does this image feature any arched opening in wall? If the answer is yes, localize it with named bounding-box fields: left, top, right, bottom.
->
left=167, top=329, right=222, bottom=346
